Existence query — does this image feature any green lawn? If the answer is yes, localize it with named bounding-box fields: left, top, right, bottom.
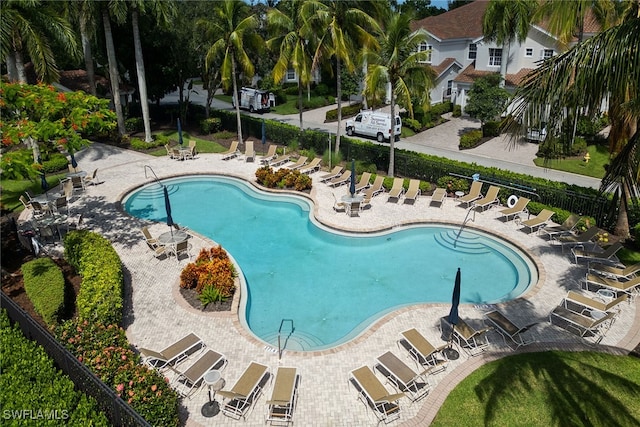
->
left=1, top=173, right=67, bottom=212
left=533, top=144, right=609, bottom=179
left=148, top=130, right=229, bottom=156
left=432, top=351, right=640, bottom=427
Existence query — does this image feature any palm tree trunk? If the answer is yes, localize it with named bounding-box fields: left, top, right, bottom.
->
left=79, top=18, right=97, bottom=96
left=102, top=8, right=126, bottom=137
left=231, top=57, right=243, bottom=144
left=614, top=183, right=631, bottom=239
left=15, top=50, right=27, bottom=84
left=335, top=57, right=342, bottom=154
left=131, top=9, right=153, bottom=142
left=6, top=53, right=18, bottom=82
left=388, top=88, right=396, bottom=177
left=298, top=82, right=304, bottom=130
left=499, top=43, right=509, bottom=88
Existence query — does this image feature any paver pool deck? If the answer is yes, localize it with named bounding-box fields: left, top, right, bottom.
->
left=50, top=143, right=639, bottom=426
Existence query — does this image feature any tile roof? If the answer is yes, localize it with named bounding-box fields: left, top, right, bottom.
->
left=59, top=69, right=109, bottom=93
left=453, top=62, right=530, bottom=87
left=430, top=57, right=461, bottom=78
left=412, top=0, right=489, bottom=40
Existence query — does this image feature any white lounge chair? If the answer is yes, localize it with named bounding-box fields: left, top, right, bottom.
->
left=265, top=367, right=300, bottom=426
left=457, top=181, right=483, bottom=207
left=497, top=197, right=530, bottom=221
left=172, top=349, right=228, bottom=397
left=430, top=187, right=446, bottom=208
left=520, top=209, right=555, bottom=233
left=472, top=185, right=500, bottom=211
left=375, top=351, right=432, bottom=402
left=221, top=140, right=240, bottom=160
left=403, top=179, right=421, bottom=204
left=484, top=310, right=536, bottom=349
left=219, top=362, right=270, bottom=420
left=349, top=366, right=405, bottom=424
left=138, top=333, right=206, bottom=370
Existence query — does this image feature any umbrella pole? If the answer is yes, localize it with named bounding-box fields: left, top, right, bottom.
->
left=444, top=323, right=460, bottom=360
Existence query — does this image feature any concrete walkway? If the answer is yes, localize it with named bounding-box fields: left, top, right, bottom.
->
left=36, top=142, right=639, bottom=426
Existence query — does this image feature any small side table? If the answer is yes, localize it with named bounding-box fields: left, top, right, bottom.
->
left=455, top=191, right=464, bottom=199
left=201, top=370, right=225, bottom=418
left=596, top=289, right=615, bottom=302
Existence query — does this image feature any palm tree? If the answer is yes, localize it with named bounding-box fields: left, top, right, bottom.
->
left=508, top=15, right=640, bottom=238
left=1, top=0, right=78, bottom=84
left=482, top=0, right=537, bottom=87
left=363, top=12, right=436, bottom=177
left=303, top=0, right=381, bottom=154
left=101, top=1, right=128, bottom=137
left=62, top=0, right=99, bottom=95
left=267, top=0, right=315, bottom=130
left=198, top=0, right=262, bottom=145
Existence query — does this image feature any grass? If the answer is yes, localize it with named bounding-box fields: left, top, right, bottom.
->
left=533, top=144, right=610, bottom=179
left=432, top=351, right=640, bottom=427
left=149, top=130, right=228, bottom=157
left=1, top=173, right=67, bottom=212
left=213, top=94, right=332, bottom=115
left=618, top=247, right=640, bottom=265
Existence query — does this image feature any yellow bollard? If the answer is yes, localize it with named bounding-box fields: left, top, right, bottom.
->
left=584, top=152, right=591, bottom=163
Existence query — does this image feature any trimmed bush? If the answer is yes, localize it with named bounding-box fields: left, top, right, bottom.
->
left=452, top=105, right=462, bottom=117
left=431, top=101, right=453, bottom=116
left=325, top=103, right=363, bottom=122
left=125, top=117, right=143, bottom=133
left=1, top=311, right=109, bottom=425
left=63, top=231, right=123, bottom=325
left=129, top=137, right=164, bottom=150
left=459, top=130, right=483, bottom=149
left=404, top=118, right=422, bottom=132
left=21, top=258, right=65, bottom=325
left=42, top=153, right=69, bottom=174
left=200, top=117, right=222, bottom=134
left=482, top=120, right=501, bottom=138
left=180, top=246, right=236, bottom=297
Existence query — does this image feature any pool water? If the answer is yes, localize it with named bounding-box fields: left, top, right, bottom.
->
left=123, top=176, right=536, bottom=351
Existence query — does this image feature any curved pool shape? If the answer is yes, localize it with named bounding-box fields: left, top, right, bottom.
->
left=123, top=176, right=537, bottom=351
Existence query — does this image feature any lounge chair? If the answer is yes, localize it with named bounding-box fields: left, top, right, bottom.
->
left=172, top=148, right=183, bottom=161
left=299, top=157, right=322, bottom=174
left=221, top=140, right=240, bottom=160
left=403, top=179, right=421, bottom=204
left=572, top=241, right=623, bottom=265
left=484, top=310, right=536, bottom=349
left=71, top=176, right=85, bottom=191
left=219, top=361, right=270, bottom=420
left=141, top=226, right=159, bottom=248
left=172, top=240, right=193, bottom=263
left=387, top=178, right=405, bottom=202
left=554, top=226, right=600, bottom=251
left=172, top=349, right=228, bottom=397
left=398, top=329, right=447, bottom=372
left=364, top=175, right=385, bottom=199
left=183, top=145, right=196, bottom=160
left=353, top=172, right=372, bottom=193
left=319, top=166, right=343, bottom=182
left=270, top=153, right=291, bottom=167
left=582, top=274, right=640, bottom=300
left=332, top=193, right=346, bottom=212
left=284, top=156, right=308, bottom=170
left=541, top=213, right=581, bottom=240
left=349, top=366, right=405, bottom=424
left=441, top=317, right=491, bottom=356
left=244, top=140, right=255, bottom=162
left=138, top=333, right=206, bottom=370
left=588, top=261, right=640, bottom=281
left=430, top=187, right=446, bottom=208
left=564, top=290, right=628, bottom=314
left=497, top=197, right=530, bottom=221
left=457, top=181, right=483, bottom=207
left=549, top=297, right=618, bottom=343
left=520, top=209, right=555, bottom=233
left=83, top=168, right=102, bottom=186
left=327, top=171, right=351, bottom=187
left=375, top=351, right=431, bottom=402
left=265, top=367, right=300, bottom=426
left=472, top=185, right=500, bottom=211
left=259, top=145, right=278, bottom=164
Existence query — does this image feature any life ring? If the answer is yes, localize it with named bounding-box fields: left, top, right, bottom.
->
left=507, top=195, right=518, bottom=208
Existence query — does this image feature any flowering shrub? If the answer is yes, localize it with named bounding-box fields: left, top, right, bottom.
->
left=255, top=166, right=312, bottom=191
left=56, top=320, right=180, bottom=426
left=180, top=246, right=236, bottom=297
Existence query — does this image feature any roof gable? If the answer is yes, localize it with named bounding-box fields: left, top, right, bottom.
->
left=412, top=0, right=489, bottom=41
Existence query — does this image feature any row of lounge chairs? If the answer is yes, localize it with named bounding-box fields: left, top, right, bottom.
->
left=138, top=334, right=299, bottom=423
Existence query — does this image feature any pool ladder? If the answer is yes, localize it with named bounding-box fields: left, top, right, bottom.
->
left=454, top=206, right=476, bottom=247
left=277, top=319, right=294, bottom=360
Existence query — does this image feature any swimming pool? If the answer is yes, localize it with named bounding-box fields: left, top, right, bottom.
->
left=123, top=175, right=537, bottom=351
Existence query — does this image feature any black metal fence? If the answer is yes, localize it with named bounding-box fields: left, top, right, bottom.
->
left=1, top=293, right=150, bottom=427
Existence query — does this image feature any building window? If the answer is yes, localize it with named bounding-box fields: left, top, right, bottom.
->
left=286, top=69, right=296, bottom=81
left=468, top=43, right=477, bottom=60
left=489, top=48, right=502, bottom=67
left=542, top=49, right=554, bottom=59
left=446, top=80, right=453, bottom=97
left=525, top=48, right=533, bottom=57
left=418, top=42, right=432, bottom=63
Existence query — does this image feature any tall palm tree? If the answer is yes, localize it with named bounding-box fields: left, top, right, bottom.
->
left=101, top=1, right=128, bottom=137
left=267, top=0, right=315, bottom=130
left=482, top=0, right=537, bottom=87
left=63, top=0, right=99, bottom=96
left=303, top=0, right=381, bottom=154
left=508, top=15, right=640, bottom=238
left=1, top=0, right=78, bottom=84
left=363, top=12, right=436, bottom=177
left=198, top=0, right=262, bottom=145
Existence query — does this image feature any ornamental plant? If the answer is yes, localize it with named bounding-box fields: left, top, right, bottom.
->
left=255, top=166, right=312, bottom=191
left=21, top=258, right=65, bottom=325
left=180, top=246, right=236, bottom=298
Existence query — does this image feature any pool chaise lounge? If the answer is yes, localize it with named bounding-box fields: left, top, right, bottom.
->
left=387, top=178, right=405, bottom=202
left=375, top=351, right=432, bottom=402
left=497, top=197, right=530, bottom=221
left=364, top=175, right=385, bottom=199
left=219, top=361, right=270, bottom=420
left=398, top=329, right=448, bottom=372
left=582, top=273, right=640, bottom=299
left=520, top=209, right=555, bottom=234
left=549, top=293, right=619, bottom=343
left=319, top=166, right=343, bottom=183
left=221, top=140, right=240, bottom=160
left=541, top=213, right=581, bottom=239
left=403, top=179, right=421, bottom=204
left=554, top=226, right=600, bottom=251
left=354, top=172, right=372, bottom=193
left=284, top=156, right=308, bottom=170
left=588, top=261, right=640, bottom=280
left=472, top=185, right=500, bottom=212
left=172, top=349, right=228, bottom=397
left=571, top=241, right=623, bottom=265
left=563, top=290, right=628, bottom=314
left=484, top=310, right=536, bottom=349
left=265, top=367, right=300, bottom=425
left=270, top=153, right=291, bottom=167
left=299, top=158, right=322, bottom=174
left=457, top=181, right=483, bottom=207
left=259, top=145, right=278, bottom=164
left=138, top=332, right=205, bottom=369
left=244, top=140, right=255, bottom=162
left=430, top=187, right=446, bottom=208
left=441, top=317, right=491, bottom=356
left=327, top=171, right=351, bottom=187
left=349, top=366, right=405, bottom=424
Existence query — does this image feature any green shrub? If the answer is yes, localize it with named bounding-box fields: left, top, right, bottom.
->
left=431, top=101, right=453, bottom=116
left=570, top=136, right=588, bottom=156
left=255, top=165, right=312, bottom=191
left=302, top=97, right=329, bottom=110
left=129, top=137, right=164, bottom=150
left=42, top=153, right=69, bottom=174
left=198, top=285, right=228, bottom=307
left=200, top=117, right=222, bottom=134
left=21, top=258, right=65, bottom=325
left=125, top=117, right=143, bottom=133
left=459, top=130, right=483, bottom=149
left=325, top=103, right=363, bottom=122
left=314, top=83, right=330, bottom=96
left=453, top=105, right=462, bottom=117
left=437, top=176, right=469, bottom=193
left=63, top=231, right=123, bottom=325
left=634, top=223, right=640, bottom=242
left=404, top=118, right=422, bottom=132
left=482, top=120, right=502, bottom=138
left=1, top=311, right=110, bottom=426
left=0, top=149, right=35, bottom=180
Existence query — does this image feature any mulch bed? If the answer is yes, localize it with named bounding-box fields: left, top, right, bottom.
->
left=178, top=287, right=233, bottom=313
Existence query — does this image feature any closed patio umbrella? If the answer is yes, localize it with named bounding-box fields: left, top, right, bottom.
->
left=444, top=268, right=461, bottom=359
left=70, top=151, right=78, bottom=169
left=349, top=159, right=356, bottom=197
left=177, top=118, right=184, bottom=146
left=164, top=186, right=174, bottom=229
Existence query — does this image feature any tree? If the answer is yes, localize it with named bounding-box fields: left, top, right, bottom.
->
left=399, top=0, right=447, bottom=19
left=464, top=73, right=510, bottom=132
left=1, top=0, right=79, bottom=84
left=304, top=0, right=382, bottom=154
left=363, top=12, right=436, bottom=176
left=198, top=0, right=262, bottom=145
left=267, top=0, right=315, bottom=130
left=482, top=0, right=537, bottom=87
left=507, top=15, right=640, bottom=239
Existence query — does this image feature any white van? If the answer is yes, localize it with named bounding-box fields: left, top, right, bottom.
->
left=233, top=87, right=275, bottom=113
left=345, top=111, right=402, bottom=142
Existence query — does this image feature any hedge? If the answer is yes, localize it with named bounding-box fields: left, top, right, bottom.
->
left=1, top=311, right=109, bottom=426
left=21, top=258, right=65, bottom=325
left=63, top=231, right=123, bottom=325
